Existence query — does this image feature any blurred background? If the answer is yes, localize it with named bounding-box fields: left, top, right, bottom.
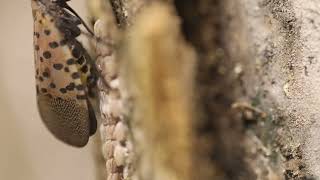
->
left=0, top=0, right=97, bottom=179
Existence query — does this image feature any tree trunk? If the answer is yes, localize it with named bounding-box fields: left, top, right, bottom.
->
left=89, top=0, right=320, bottom=179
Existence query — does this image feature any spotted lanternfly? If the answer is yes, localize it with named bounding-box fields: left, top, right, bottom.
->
left=31, top=0, right=98, bottom=147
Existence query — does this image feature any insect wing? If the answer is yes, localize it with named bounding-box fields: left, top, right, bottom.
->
left=32, top=0, right=95, bottom=147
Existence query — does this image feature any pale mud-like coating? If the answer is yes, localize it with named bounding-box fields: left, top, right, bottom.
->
left=32, top=0, right=97, bottom=147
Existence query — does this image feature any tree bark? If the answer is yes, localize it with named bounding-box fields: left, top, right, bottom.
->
left=88, top=0, right=320, bottom=179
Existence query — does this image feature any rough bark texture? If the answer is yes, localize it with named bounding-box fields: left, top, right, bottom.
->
left=89, top=0, right=320, bottom=179
left=224, top=0, right=320, bottom=179
left=121, top=3, right=196, bottom=180
left=173, top=1, right=256, bottom=179
left=88, top=0, right=134, bottom=180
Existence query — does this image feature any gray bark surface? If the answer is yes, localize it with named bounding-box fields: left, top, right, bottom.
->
left=91, top=0, right=320, bottom=179
left=225, top=0, right=320, bottom=179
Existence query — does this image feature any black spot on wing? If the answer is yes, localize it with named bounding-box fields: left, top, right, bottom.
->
left=64, top=67, right=70, bottom=72
left=72, top=47, right=81, bottom=59
left=43, top=51, right=52, bottom=59
left=66, top=83, right=75, bottom=91
left=76, top=57, right=85, bottom=65
left=53, top=63, right=63, bottom=70
left=42, top=71, right=50, bottom=78
left=49, top=41, right=59, bottom=48
left=49, top=82, right=56, bottom=88
left=66, top=58, right=75, bottom=65
left=80, top=65, right=88, bottom=73
left=59, top=88, right=67, bottom=94
left=41, top=88, right=47, bottom=93
left=36, top=85, right=40, bottom=94
left=44, top=29, right=51, bottom=35
left=76, top=84, right=85, bottom=91
left=34, top=32, right=40, bottom=38
left=71, top=72, right=80, bottom=79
